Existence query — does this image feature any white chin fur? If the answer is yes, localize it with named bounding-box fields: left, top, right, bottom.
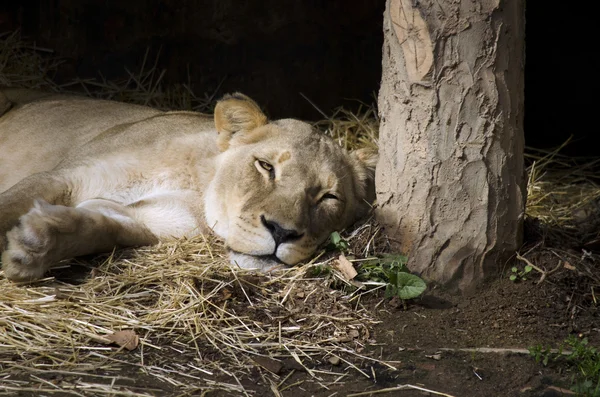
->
left=276, top=243, right=311, bottom=265
left=228, top=251, right=286, bottom=271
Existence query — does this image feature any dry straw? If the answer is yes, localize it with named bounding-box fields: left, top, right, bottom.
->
left=525, top=140, right=600, bottom=245
left=1, top=236, right=386, bottom=395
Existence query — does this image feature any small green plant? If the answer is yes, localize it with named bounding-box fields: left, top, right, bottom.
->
left=308, top=264, right=333, bottom=278
left=323, top=233, right=425, bottom=301
left=567, top=336, right=600, bottom=396
left=529, top=336, right=600, bottom=396
left=359, top=254, right=426, bottom=300
left=509, top=264, right=532, bottom=282
left=529, top=343, right=553, bottom=366
left=327, top=231, right=349, bottom=252
left=385, top=268, right=427, bottom=300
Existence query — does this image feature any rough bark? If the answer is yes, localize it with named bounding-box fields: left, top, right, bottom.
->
left=376, top=0, right=525, bottom=290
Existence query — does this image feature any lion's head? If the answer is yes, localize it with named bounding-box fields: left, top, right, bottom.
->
left=204, top=94, right=377, bottom=269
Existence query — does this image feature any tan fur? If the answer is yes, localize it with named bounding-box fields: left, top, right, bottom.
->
left=0, top=89, right=377, bottom=282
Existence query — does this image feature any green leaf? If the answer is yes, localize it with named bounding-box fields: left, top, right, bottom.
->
left=330, top=232, right=341, bottom=245
left=393, top=273, right=426, bottom=300
left=509, top=274, right=517, bottom=281
left=524, top=265, right=533, bottom=273
left=385, top=285, right=397, bottom=299
left=511, top=267, right=518, bottom=273
left=327, top=231, right=349, bottom=251
left=387, top=269, right=398, bottom=286
left=379, top=254, right=409, bottom=273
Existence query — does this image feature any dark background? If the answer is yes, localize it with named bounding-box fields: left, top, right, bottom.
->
left=0, top=1, right=596, bottom=156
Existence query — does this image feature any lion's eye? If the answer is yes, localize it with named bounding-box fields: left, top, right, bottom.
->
left=255, top=159, right=275, bottom=179
left=319, top=193, right=339, bottom=202
left=258, top=160, right=273, bottom=172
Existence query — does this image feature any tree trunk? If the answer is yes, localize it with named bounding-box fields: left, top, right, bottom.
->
left=376, top=0, right=525, bottom=290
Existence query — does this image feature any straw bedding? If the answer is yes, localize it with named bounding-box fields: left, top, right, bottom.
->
left=1, top=235, right=390, bottom=395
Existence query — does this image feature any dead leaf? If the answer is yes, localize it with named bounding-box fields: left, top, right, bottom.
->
left=563, top=261, right=576, bottom=271
left=222, top=288, right=232, bottom=300
left=281, top=358, right=305, bottom=372
left=327, top=355, right=341, bottom=365
left=418, top=363, right=437, bottom=371
left=252, top=356, right=283, bottom=374
left=334, top=254, right=357, bottom=280
left=349, top=329, right=360, bottom=339
left=425, top=353, right=441, bottom=360
left=388, top=296, right=402, bottom=309
left=106, top=330, right=139, bottom=351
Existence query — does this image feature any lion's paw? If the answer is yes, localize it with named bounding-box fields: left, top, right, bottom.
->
left=1, top=200, right=77, bottom=282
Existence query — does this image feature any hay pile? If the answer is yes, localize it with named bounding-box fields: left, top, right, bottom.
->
left=520, top=145, right=600, bottom=309
left=1, top=237, right=387, bottom=395
left=64, top=48, right=220, bottom=113
left=525, top=143, right=600, bottom=246
left=0, top=31, right=61, bottom=90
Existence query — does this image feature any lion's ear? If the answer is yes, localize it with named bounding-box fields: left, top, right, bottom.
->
left=214, top=93, right=268, bottom=151
left=351, top=147, right=378, bottom=171
left=350, top=147, right=378, bottom=213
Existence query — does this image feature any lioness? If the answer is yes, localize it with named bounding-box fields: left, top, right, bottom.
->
left=0, top=88, right=376, bottom=282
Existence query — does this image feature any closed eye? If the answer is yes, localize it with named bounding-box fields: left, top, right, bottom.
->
left=319, top=193, right=339, bottom=202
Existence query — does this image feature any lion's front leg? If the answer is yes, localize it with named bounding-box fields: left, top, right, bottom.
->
left=2, top=199, right=158, bottom=282
left=0, top=172, right=72, bottom=251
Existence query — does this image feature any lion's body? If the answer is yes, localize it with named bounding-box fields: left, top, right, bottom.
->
left=0, top=89, right=376, bottom=282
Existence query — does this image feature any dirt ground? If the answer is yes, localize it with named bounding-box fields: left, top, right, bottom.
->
left=4, top=244, right=598, bottom=397
left=229, top=249, right=598, bottom=397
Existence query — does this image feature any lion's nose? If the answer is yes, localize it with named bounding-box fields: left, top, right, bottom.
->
left=261, top=216, right=303, bottom=246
